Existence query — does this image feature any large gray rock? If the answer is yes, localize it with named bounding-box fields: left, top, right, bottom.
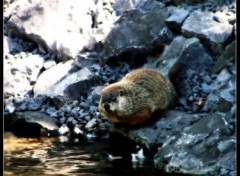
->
left=144, top=36, right=213, bottom=111
left=103, top=0, right=168, bottom=67
left=6, top=0, right=94, bottom=59
left=62, top=72, right=102, bottom=102
left=35, top=64, right=102, bottom=102
left=5, top=111, right=59, bottom=137
left=154, top=112, right=235, bottom=175
left=46, top=67, right=93, bottom=98
left=5, top=0, right=118, bottom=60
left=110, top=110, right=205, bottom=150
left=33, top=60, right=73, bottom=96
left=144, top=36, right=212, bottom=79
left=182, top=10, right=233, bottom=55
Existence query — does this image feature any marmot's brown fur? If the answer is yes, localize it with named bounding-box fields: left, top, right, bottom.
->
left=98, top=68, right=176, bottom=126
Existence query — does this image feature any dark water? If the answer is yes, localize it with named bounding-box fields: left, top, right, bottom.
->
left=4, top=132, right=183, bottom=176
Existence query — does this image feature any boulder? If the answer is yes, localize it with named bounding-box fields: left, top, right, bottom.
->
left=182, top=10, right=233, bottom=55
left=5, top=0, right=117, bottom=60
left=145, top=36, right=212, bottom=78
left=113, top=0, right=146, bottom=15
left=154, top=112, right=235, bottom=175
left=4, top=111, right=59, bottom=137
left=109, top=110, right=205, bottom=150
left=37, top=66, right=102, bottom=102
left=33, top=60, right=73, bottom=96
left=144, top=36, right=213, bottom=107
left=63, top=74, right=102, bottom=102
left=103, top=0, right=168, bottom=67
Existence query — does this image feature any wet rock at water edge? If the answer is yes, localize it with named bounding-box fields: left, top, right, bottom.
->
left=4, top=111, right=59, bottom=137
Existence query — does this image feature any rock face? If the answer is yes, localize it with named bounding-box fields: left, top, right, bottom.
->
left=144, top=36, right=212, bottom=78
left=4, top=54, right=44, bottom=99
left=109, top=110, right=205, bottom=150
left=154, top=112, right=235, bottom=175
left=203, top=68, right=235, bottom=113
left=103, top=0, right=168, bottom=67
left=5, top=0, right=118, bottom=60
left=33, top=60, right=74, bottom=96
left=181, top=10, right=233, bottom=55
left=110, top=111, right=235, bottom=175
left=4, top=0, right=236, bottom=175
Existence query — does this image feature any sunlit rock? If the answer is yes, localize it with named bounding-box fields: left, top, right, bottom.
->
left=4, top=54, right=44, bottom=99
left=33, top=60, right=73, bottom=96
left=182, top=10, right=233, bottom=55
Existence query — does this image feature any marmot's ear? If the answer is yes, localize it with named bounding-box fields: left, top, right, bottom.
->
left=119, top=90, right=125, bottom=96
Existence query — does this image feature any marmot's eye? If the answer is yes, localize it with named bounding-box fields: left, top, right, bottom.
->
left=119, top=90, right=124, bottom=96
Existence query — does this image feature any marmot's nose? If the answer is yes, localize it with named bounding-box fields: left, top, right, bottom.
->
left=104, top=104, right=111, bottom=113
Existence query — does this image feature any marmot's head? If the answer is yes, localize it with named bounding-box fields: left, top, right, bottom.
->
left=98, top=84, right=132, bottom=119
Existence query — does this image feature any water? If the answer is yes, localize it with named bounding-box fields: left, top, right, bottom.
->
left=4, top=132, right=184, bottom=176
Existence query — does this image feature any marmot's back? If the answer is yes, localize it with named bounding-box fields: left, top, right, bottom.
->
left=98, top=68, right=176, bottom=126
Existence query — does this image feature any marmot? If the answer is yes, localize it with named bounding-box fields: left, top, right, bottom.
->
left=98, top=68, right=176, bottom=126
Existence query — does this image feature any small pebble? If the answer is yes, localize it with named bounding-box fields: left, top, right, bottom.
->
left=84, top=115, right=91, bottom=121
left=58, top=124, right=69, bottom=135
left=202, top=75, right=212, bottom=84
left=59, top=117, right=66, bottom=124
left=80, top=102, right=89, bottom=109
left=85, top=118, right=97, bottom=129
left=5, top=102, right=15, bottom=113
left=74, top=125, right=84, bottom=135
left=201, top=83, right=212, bottom=94
left=66, top=116, right=75, bottom=123
left=217, top=139, right=235, bottom=153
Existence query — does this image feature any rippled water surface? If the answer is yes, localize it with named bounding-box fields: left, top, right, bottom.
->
left=4, top=132, right=176, bottom=176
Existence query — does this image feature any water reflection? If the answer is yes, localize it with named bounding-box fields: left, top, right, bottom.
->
left=4, top=132, right=184, bottom=176
left=4, top=132, right=109, bottom=175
